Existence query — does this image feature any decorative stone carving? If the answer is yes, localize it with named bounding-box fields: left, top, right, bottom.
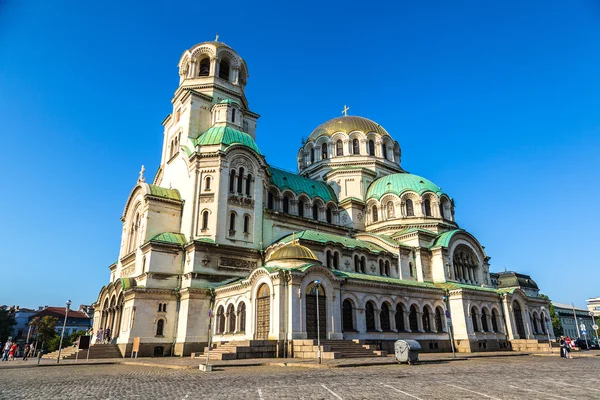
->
left=228, top=195, right=254, bottom=208
left=199, top=194, right=214, bottom=203
left=220, top=257, right=257, bottom=270
left=120, top=264, right=135, bottom=277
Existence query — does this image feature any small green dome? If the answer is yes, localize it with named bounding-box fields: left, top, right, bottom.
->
left=366, top=173, right=443, bottom=200
left=195, top=126, right=261, bottom=155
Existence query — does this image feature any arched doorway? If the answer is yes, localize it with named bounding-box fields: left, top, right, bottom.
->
left=513, top=301, right=526, bottom=338
left=306, top=282, right=326, bottom=339
left=342, top=299, right=354, bottom=331
left=365, top=301, right=376, bottom=331
left=256, top=284, right=270, bottom=340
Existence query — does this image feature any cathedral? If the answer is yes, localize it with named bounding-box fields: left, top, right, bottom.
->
left=93, top=39, right=554, bottom=358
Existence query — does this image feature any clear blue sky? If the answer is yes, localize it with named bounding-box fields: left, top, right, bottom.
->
left=1, top=1, right=599, bottom=309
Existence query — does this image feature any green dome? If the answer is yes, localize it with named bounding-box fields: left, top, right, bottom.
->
left=194, top=126, right=261, bottom=155
left=366, top=173, right=443, bottom=200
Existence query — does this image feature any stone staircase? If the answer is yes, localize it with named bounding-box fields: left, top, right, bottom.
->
left=192, top=340, right=277, bottom=360
left=292, top=339, right=387, bottom=359
left=42, top=344, right=123, bottom=360
left=510, top=339, right=558, bottom=353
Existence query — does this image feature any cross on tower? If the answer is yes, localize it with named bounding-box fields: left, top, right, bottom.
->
left=215, top=33, right=219, bottom=42
left=342, top=105, right=350, bottom=116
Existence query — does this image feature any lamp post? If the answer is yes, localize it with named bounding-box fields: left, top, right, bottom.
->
left=442, top=293, right=456, bottom=358
left=57, top=299, right=72, bottom=364
left=541, top=306, right=552, bottom=352
left=314, top=280, right=322, bottom=364
left=589, top=312, right=599, bottom=342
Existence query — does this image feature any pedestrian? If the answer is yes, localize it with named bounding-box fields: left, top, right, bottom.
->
left=23, top=344, right=30, bottom=361
left=559, top=336, right=566, bottom=358
left=96, top=328, right=103, bottom=345
left=104, top=327, right=111, bottom=344
left=28, top=344, right=36, bottom=359
left=9, top=342, right=17, bottom=361
left=565, top=336, right=572, bottom=359
left=2, top=340, right=11, bottom=361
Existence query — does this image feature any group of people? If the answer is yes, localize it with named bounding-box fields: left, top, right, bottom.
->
left=94, top=327, right=111, bottom=344
left=2, top=340, right=35, bottom=361
left=559, top=336, right=573, bottom=359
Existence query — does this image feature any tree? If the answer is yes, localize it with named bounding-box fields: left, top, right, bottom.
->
left=539, top=294, right=563, bottom=337
left=0, top=309, right=17, bottom=343
left=29, top=316, right=59, bottom=350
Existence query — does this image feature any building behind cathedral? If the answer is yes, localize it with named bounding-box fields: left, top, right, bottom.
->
left=93, top=39, right=554, bottom=357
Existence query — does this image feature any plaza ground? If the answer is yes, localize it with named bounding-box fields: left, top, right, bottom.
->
left=1, top=355, right=600, bottom=399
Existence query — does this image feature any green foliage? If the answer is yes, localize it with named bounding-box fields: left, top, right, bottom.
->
left=29, top=316, right=59, bottom=350
left=539, top=294, right=563, bottom=337
left=68, top=330, right=87, bottom=345
left=46, top=335, right=62, bottom=352
left=0, top=310, right=17, bottom=343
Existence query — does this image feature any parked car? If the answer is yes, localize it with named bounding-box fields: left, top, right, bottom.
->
left=574, top=338, right=588, bottom=349
left=588, top=340, right=600, bottom=350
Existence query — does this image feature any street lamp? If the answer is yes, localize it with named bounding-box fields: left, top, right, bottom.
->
left=57, top=299, right=72, bottom=364
left=314, top=280, right=322, bottom=364
left=540, top=306, right=552, bottom=352
left=589, top=312, right=599, bottom=342
left=442, top=293, right=456, bottom=358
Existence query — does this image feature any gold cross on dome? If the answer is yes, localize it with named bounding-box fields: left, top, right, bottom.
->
left=342, top=105, right=350, bottom=116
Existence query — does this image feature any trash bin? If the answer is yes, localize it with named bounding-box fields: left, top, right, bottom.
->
left=394, top=340, right=421, bottom=365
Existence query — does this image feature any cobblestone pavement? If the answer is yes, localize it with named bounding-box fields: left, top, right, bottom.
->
left=1, top=356, right=599, bottom=399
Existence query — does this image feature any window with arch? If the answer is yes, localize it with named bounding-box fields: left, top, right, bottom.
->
left=229, top=170, right=236, bottom=193
left=471, top=307, right=479, bottom=332
left=237, top=167, right=245, bottom=193
left=216, top=306, right=225, bottom=334
left=435, top=307, right=444, bottom=332
left=372, top=206, right=378, bottom=222
left=243, top=215, right=250, bottom=234
left=352, top=139, right=360, bottom=155
left=310, top=148, right=315, bottom=163
left=128, top=211, right=142, bottom=253
left=409, top=305, right=418, bottom=331
left=245, top=174, right=252, bottom=196
left=382, top=143, right=388, bottom=159
left=321, top=143, right=328, bottom=159
left=424, top=198, right=432, bottom=216
left=267, top=192, right=274, bottom=210
left=384, top=260, right=390, bottom=276
left=365, top=302, right=376, bottom=331
left=409, top=262, right=414, bottom=277
left=491, top=309, right=499, bottom=333
left=326, top=206, right=332, bottom=224
left=342, top=299, right=354, bottom=331
left=368, top=139, right=375, bottom=156
left=298, top=199, right=305, bottom=217
left=336, top=140, right=343, bottom=156
left=481, top=309, right=489, bottom=332
left=453, top=244, right=479, bottom=284
left=386, top=201, right=395, bottom=219
left=205, top=176, right=211, bottom=191
left=361, top=256, right=366, bottom=273
left=354, top=255, right=360, bottom=272
left=219, top=59, right=230, bottom=80
left=229, top=212, right=236, bottom=232
left=333, top=252, right=339, bottom=269
left=227, top=304, right=236, bottom=333
left=231, top=108, right=236, bottom=123
left=199, top=58, right=210, bottom=76
left=326, top=250, right=332, bottom=268
left=312, top=204, right=319, bottom=220
left=142, top=256, right=147, bottom=273
left=282, top=196, right=290, bottom=213
left=237, top=302, right=246, bottom=333
left=156, top=319, right=164, bottom=336
left=380, top=303, right=391, bottom=331
left=406, top=199, right=415, bottom=216
left=202, top=210, right=209, bottom=230
left=395, top=304, right=405, bottom=331
left=379, top=260, right=384, bottom=275
left=422, top=307, right=431, bottom=332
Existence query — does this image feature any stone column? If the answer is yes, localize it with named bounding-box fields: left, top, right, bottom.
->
left=390, top=310, right=397, bottom=332
left=375, top=308, right=382, bottom=331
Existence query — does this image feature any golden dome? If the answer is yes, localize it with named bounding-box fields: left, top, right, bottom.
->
left=308, top=116, right=390, bottom=141
left=267, top=242, right=319, bottom=262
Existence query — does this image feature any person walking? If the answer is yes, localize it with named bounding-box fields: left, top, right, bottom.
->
left=22, top=344, right=30, bottom=361
left=565, top=336, right=573, bottom=359
left=2, top=340, right=11, bottom=361
left=8, top=342, right=17, bottom=361
left=559, top=336, right=566, bottom=358
left=104, top=327, right=111, bottom=344
left=96, top=328, right=103, bottom=345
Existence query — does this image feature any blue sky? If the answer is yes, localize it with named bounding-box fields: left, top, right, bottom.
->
left=1, top=1, right=599, bottom=309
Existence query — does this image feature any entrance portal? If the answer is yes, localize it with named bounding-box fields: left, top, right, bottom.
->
left=513, top=301, right=526, bottom=338
left=305, top=282, right=326, bottom=340
left=256, top=283, right=270, bottom=340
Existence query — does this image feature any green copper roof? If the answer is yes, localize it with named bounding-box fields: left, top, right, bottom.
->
left=194, top=126, right=261, bottom=155
left=218, top=99, right=240, bottom=106
left=435, top=282, right=501, bottom=294
left=391, top=228, right=437, bottom=239
left=268, top=167, right=336, bottom=202
left=366, top=173, right=444, bottom=200
left=147, top=185, right=182, bottom=201
left=430, top=229, right=465, bottom=248
left=334, top=270, right=440, bottom=289
left=278, top=230, right=387, bottom=254
left=149, top=232, right=187, bottom=246
left=120, top=277, right=137, bottom=290
left=356, top=233, right=401, bottom=247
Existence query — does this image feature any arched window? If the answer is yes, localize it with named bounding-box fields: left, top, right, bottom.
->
left=142, top=256, right=147, bottom=273
left=243, top=215, right=250, bottom=234
left=229, top=170, right=236, bottom=193
left=491, top=309, right=499, bottom=333
left=365, top=302, right=376, bottom=331
left=321, top=143, right=328, bottom=159
left=409, top=262, right=414, bottom=277
left=380, top=303, right=391, bottom=331
left=156, top=319, right=164, bottom=336
left=384, top=260, right=390, bottom=276
left=352, top=139, right=360, bottom=155
left=216, top=306, right=225, bottom=334
left=205, top=176, right=211, bottom=191
left=199, top=58, right=210, bottom=76
left=229, top=212, right=236, bottom=232
left=435, top=307, right=444, bottom=332
left=237, top=167, right=244, bottom=193
left=368, top=140, right=375, bottom=156
left=282, top=196, right=290, bottom=213
left=395, top=304, right=405, bottom=331
left=237, top=302, right=246, bottom=333
left=406, top=199, right=414, bottom=216
left=342, top=299, right=353, bottom=331
left=360, top=256, right=366, bottom=273
left=202, top=211, right=209, bottom=230
left=336, top=140, right=343, bottom=156
left=379, top=260, right=384, bottom=275
left=333, top=252, right=339, bottom=269
left=481, top=309, right=489, bottom=332
left=386, top=201, right=395, bottom=219
left=298, top=200, right=305, bottom=217
left=471, top=307, right=479, bottom=332
left=326, top=207, right=332, bottom=223
left=513, top=301, right=526, bottom=338
left=326, top=250, right=332, bottom=268
left=231, top=108, right=236, bottom=123
left=372, top=206, right=378, bottom=222
left=424, top=199, right=432, bottom=216
left=267, top=192, right=274, bottom=210
left=382, top=143, right=388, bottom=159
left=312, top=204, right=319, bottom=220
left=422, top=307, right=431, bottom=332
left=227, top=304, right=236, bottom=333
left=354, top=255, right=360, bottom=272
left=310, top=148, right=315, bottom=163
left=409, top=305, right=418, bottom=331
left=219, top=60, right=230, bottom=80
left=245, top=174, right=252, bottom=196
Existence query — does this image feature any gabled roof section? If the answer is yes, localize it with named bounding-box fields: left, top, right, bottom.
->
left=430, top=229, right=465, bottom=248
left=147, top=184, right=182, bottom=201
left=149, top=232, right=187, bottom=246
left=277, top=230, right=387, bottom=254
left=391, top=228, right=437, bottom=239
left=193, top=126, right=262, bottom=155
left=268, top=167, right=336, bottom=202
